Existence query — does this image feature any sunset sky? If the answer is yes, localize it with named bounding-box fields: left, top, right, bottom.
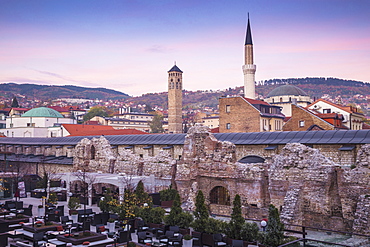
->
left=0, top=0, right=369, bottom=96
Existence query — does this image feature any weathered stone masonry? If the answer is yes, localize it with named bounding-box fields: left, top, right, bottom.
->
left=1, top=128, right=369, bottom=234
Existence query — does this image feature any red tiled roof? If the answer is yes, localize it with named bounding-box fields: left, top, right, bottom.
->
left=48, top=106, right=71, bottom=112
left=64, top=125, right=149, bottom=136
left=210, top=127, right=219, bottom=133
left=243, top=97, right=270, bottom=106
left=308, top=99, right=362, bottom=115
left=62, top=124, right=114, bottom=136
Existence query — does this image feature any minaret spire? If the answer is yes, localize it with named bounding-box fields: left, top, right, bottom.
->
left=242, top=14, right=256, bottom=99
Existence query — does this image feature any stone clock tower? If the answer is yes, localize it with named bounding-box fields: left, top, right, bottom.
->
left=243, top=16, right=256, bottom=99
left=168, top=64, right=183, bottom=133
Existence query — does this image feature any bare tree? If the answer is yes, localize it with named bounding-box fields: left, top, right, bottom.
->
left=73, top=161, right=98, bottom=232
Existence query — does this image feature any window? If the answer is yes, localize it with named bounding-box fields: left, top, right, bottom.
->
left=299, top=120, right=305, bottom=127
left=210, top=186, right=230, bottom=205
left=323, top=109, right=331, bottom=113
left=226, top=123, right=231, bottom=129
left=226, top=105, right=231, bottom=113
left=27, top=123, right=35, bottom=127
left=280, top=97, right=283, bottom=102
left=91, top=145, right=96, bottom=160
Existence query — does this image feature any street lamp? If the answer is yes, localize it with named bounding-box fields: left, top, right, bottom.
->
left=261, top=220, right=267, bottom=232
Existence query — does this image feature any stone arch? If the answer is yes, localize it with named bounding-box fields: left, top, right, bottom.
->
left=210, top=186, right=231, bottom=206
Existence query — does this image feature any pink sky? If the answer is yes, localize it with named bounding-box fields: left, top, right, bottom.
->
left=0, top=0, right=369, bottom=96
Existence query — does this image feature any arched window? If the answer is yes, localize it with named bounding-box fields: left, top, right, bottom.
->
left=210, top=186, right=230, bottom=205
left=280, top=97, right=283, bottom=102
left=91, top=145, right=96, bottom=160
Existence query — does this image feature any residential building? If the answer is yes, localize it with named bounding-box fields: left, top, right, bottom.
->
left=307, top=99, right=364, bottom=130
left=219, top=96, right=285, bottom=133
left=283, top=104, right=347, bottom=131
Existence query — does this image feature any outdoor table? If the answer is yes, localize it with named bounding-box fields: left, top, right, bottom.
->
left=7, top=230, right=24, bottom=240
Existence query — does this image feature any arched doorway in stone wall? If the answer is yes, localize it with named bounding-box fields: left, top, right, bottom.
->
left=210, top=186, right=231, bottom=206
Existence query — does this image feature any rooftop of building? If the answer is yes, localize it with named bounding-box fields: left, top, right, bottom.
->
left=22, top=107, right=64, bottom=118
left=267, top=85, right=308, bottom=98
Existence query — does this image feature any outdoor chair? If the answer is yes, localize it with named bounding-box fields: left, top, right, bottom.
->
left=136, top=219, right=149, bottom=232
left=159, top=230, right=175, bottom=245
left=212, top=233, right=227, bottom=247
left=61, top=216, right=72, bottom=225
left=46, top=213, right=60, bottom=222
left=23, top=205, right=33, bottom=216
left=137, top=231, right=153, bottom=245
left=192, top=231, right=201, bottom=247
left=169, top=225, right=180, bottom=233
left=167, top=233, right=183, bottom=247
left=56, top=205, right=64, bottom=216
left=231, top=240, right=244, bottom=247
left=117, top=230, right=132, bottom=243
left=33, top=232, right=46, bottom=246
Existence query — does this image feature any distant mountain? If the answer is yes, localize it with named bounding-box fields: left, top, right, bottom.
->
left=128, top=77, right=370, bottom=115
left=0, top=83, right=130, bottom=100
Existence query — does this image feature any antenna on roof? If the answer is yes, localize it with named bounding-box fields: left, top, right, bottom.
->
left=174, top=61, right=176, bottom=65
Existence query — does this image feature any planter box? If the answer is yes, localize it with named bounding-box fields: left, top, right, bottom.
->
left=56, top=231, right=106, bottom=245
left=23, top=223, right=60, bottom=233
left=160, top=200, right=173, bottom=208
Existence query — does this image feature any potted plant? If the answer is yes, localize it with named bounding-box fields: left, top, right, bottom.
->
left=183, top=234, right=193, bottom=247
left=37, top=205, right=44, bottom=217
left=36, top=220, right=43, bottom=227
left=107, top=218, right=116, bottom=232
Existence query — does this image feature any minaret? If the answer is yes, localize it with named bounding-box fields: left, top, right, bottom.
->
left=242, top=15, right=256, bottom=99
left=168, top=64, right=183, bottom=133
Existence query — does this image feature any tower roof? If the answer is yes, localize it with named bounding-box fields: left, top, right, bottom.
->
left=245, top=17, right=253, bottom=45
left=168, top=65, right=183, bottom=73
left=22, top=107, right=64, bottom=118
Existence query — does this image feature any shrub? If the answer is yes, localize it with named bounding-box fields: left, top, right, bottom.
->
left=159, top=185, right=178, bottom=201
left=68, top=197, right=81, bottom=211
left=149, top=207, right=165, bottom=224
left=164, top=193, right=193, bottom=229
left=240, top=222, right=259, bottom=242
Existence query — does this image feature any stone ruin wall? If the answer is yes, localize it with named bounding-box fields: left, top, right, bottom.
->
left=176, top=126, right=370, bottom=234
left=73, top=136, right=175, bottom=178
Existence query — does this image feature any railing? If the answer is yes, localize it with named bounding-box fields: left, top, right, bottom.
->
left=212, top=214, right=370, bottom=247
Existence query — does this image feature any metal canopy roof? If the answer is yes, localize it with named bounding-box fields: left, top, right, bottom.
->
left=0, top=130, right=369, bottom=146
left=0, top=154, right=73, bottom=165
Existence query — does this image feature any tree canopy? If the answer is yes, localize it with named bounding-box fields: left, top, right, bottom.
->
left=83, top=106, right=112, bottom=121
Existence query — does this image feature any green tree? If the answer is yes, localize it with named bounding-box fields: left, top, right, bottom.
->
left=135, top=180, right=152, bottom=206
left=164, top=192, right=193, bottom=229
left=192, top=190, right=210, bottom=232
left=225, top=194, right=245, bottom=239
left=149, top=114, right=164, bottom=133
left=144, top=104, right=153, bottom=113
left=261, top=204, right=285, bottom=247
left=83, top=106, right=112, bottom=121
left=11, top=96, right=19, bottom=107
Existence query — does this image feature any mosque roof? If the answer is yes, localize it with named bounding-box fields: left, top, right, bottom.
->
left=22, top=107, right=64, bottom=118
left=168, top=65, right=183, bottom=73
left=267, top=85, right=308, bottom=98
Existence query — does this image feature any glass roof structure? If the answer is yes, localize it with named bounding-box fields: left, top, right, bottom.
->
left=0, top=130, right=369, bottom=146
